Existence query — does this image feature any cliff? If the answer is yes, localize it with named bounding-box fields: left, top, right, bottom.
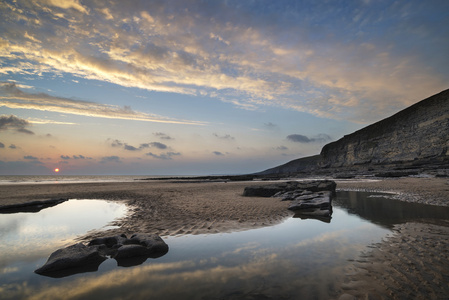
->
left=259, top=88, right=449, bottom=176
left=321, top=88, right=449, bottom=167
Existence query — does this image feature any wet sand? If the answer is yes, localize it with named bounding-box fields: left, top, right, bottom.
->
left=336, top=177, right=449, bottom=299
left=0, top=180, right=292, bottom=237
left=339, top=222, right=449, bottom=299
left=336, top=177, right=449, bottom=206
left=1, top=177, right=448, bottom=299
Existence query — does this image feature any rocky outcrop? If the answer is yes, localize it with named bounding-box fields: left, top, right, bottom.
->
left=243, top=180, right=336, bottom=197
left=287, top=191, right=332, bottom=211
left=34, top=243, right=107, bottom=277
left=35, top=233, right=169, bottom=277
left=243, top=180, right=336, bottom=222
left=257, top=88, right=449, bottom=177
left=276, top=189, right=333, bottom=221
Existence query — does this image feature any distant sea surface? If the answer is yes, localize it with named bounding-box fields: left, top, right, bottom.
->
left=0, top=175, right=177, bottom=185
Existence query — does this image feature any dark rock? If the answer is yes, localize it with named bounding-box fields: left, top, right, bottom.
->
left=88, top=234, right=127, bottom=248
left=243, top=180, right=336, bottom=197
left=288, top=192, right=332, bottom=211
left=374, top=171, right=419, bottom=178
left=115, top=255, right=149, bottom=267
left=35, top=243, right=106, bottom=277
left=35, top=233, right=168, bottom=277
left=243, top=182, right=292, bottom=197
left=114, top=244, right=149, bottom=259
left=124, top=233, right=169, bottom=254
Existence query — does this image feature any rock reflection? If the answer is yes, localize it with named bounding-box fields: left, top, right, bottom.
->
left=0, top=198, right=68, bottom=214
left=334, top=191, right=449, bottom=228
left=0, top=200, right=127, bottom=274
left=293, top=211, right=332, bottom=223
left=6, top=233, right=362, bottom=300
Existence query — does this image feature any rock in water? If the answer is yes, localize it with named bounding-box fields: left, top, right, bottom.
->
left=125, top=233, right=169, bottom=253
left=115, top=233, right=169, bottom=259
left=287, top=191, right=332, bottom=210
left=114, top=244, right=150, bottom=259
left=34, top=243, right=106, bottom=277
left=35, top=233, right=169, bottom=277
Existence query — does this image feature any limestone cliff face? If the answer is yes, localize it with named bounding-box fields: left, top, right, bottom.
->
left=258, top=89, right=449, bottom=175
left=320, top=89, right=449, bottom=167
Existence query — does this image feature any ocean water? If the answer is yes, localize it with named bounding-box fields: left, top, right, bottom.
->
left=0, top=175, right=166, bottom=185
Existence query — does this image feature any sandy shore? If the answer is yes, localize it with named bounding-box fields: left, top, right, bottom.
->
left=1, top=177, right=448, bottom=299
left=336, top=177, right=449, bottom=206
left=1, top=177, right=447, bottom=236
left=0, top=180, right=292, bottom=237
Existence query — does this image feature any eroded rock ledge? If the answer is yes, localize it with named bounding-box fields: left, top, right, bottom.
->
left=243, top=180, right=336, bottom=222
left=243, top=180, right=336, bottom=197
left=35, top=233, right=168, bottom=278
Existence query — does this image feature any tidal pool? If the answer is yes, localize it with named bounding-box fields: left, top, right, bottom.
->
left=1, top=192, right=448, bottom=300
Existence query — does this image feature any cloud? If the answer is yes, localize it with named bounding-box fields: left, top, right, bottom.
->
left=9, top=144, right=17, bottom=149
left=109, top=139, right=124, bottom=147
left=0, top=1, right=447, bottom=123
left=0, top=142, right=4, bottom=148
left=147, top=142, right=168, bottom=150
left=153, top=132, right=173, bottom=140
left=109, top=139, right=169, bottom=151
left=41, top=0, right=89, bottom=14
left=124, top=144, right=139, bottom=151
left=213, top=151, right=224, bottom=156
left=28, top=118, right=77, bottom=125
left=146, top=152, right=180, bottom=160
left=23, top=155, right=38, bottom=160
left=213, top=133, right=235, bottom=140
left=275, top=146, right=288, bottom=151
left=0, top=83, right=206, bottom=125
left=0, top=114, right=34, bottom=134
left=60, top=154, right=90, bottom=160
left=264, top=122, right=278, bottom=129
left=287, top=134, right=332, bottom=143
left=101, top=156, right=121, bottom=163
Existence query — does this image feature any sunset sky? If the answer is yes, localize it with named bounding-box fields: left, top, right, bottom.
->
left=1, top=0, right=448, bottom=175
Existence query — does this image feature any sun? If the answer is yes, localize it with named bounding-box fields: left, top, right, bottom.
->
left=54, top=168, right=60, bottom=173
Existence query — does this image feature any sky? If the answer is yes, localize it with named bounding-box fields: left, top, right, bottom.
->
left=0, top=0, right=448, bottom=175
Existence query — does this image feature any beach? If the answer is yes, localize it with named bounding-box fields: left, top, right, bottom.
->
left=0, top=180, right=292, bottom=237
left=1, top=177, right=448, bottom=299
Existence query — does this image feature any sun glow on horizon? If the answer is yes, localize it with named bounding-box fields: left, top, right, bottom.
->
left=54, top=168, right=60, bottom=173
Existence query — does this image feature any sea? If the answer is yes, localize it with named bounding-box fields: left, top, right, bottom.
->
left=0, top=175, right=174, bottom=185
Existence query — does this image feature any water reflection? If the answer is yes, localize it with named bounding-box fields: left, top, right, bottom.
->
left=334, top=191, right=449, bottom=228
left=0, top=200, right=127, bottom=271
left=2, top=192, right=446, bottom=299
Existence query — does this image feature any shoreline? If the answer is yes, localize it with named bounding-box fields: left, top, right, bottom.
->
left=0, top=177, right=448, bottom=237
left=1, top=177, right=448, bottom=299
